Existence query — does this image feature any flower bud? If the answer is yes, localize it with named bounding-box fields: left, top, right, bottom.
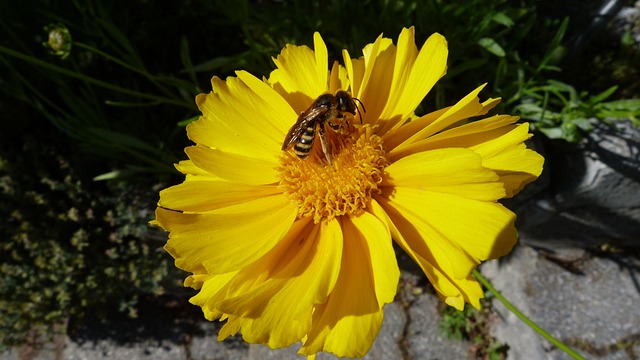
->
left=43, top=24, right=72, bottom=59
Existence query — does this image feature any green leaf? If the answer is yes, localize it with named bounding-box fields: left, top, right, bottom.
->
left=95, top=18, right=144, bottom=69
left=514, top=103, right=544, bottom=114
left=86, top=127, right=159, bottom=154
left=177, top=115, right=200, bottom=127
left=621, top=31, right=635, bottom=46
left=93, top=170, right=122, bottom=181
left=180, top=36, right=197, bottom=84
left=596, top=99, right=640, bottom=118
left=104, top=100, right=163, bottom=107
left=478, top=38, right=506, bottom=57
left=587, top=86, right=617, bottom=104
left=491, top=12, right=514, bottom=27
left=572, top=118, right=592, bottom=131
left=93, top=165, right=176, bottom=181
left=448, top=58, right=488, bottom=78
left=539, top=127, right=564, bottom=139
left=537, top=17, right=569, bottom=72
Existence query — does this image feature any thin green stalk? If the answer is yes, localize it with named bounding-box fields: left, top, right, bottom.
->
left=73, top=41, right=177, bottom=98
left=472, top=269, right=586, bottom=360
left=0, top=45, right=192, bottom=109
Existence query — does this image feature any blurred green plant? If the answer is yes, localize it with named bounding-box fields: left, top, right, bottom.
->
left=3, top=0, right=632, bottom=175
left=2, top=0, right=637, bottom=176
left=440, top=302, right=475, bottom=341
left=0, top=0, right=218, bottom=179
left=513, top=80, right=640, bottom=142
left=440, top=296, right=509, bottom=360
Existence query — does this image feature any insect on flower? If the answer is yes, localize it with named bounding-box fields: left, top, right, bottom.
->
left=281, top=90, right=365, bottom=165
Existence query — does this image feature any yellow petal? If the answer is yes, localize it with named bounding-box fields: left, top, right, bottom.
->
left=159, top=194, right=297, bottom=275
left=342, top=49, right=365, bottom=98
left=378, top=31, right=449, bottom=135
left=394, top=114, right=518, bottom=152
left=418, top=256, right=484, bottom=310
left=268, top=33, right=329, bottom=113
left=185, top=144, right=278, bottom=185
left=313, top=32, right=329, bottom=88
left=189, top=271, right=238, bottom=320
left=174, top=159, right=214, bottom=178
left=382, top=106, right=448, bottom=151
left=384, top=103, right=506, bottom=153
left=157, top=180, right=280, bottom=213
left=236, top=71, right=299, bottom=134
left=383, top=148, right=506, bottom=201
left=301, top=307, right=383, bottom=358
left=215, top=219, right=343, bottom=348
left=300, top=216, right=390, bottom=358
left=369, top=200, right=484, bottom=309
left=347, top=212, right=399, bottom=306
left=378, top=27, right=419, bottom=123
left=470, top=123, right=544, bottom=197
left=355, top=35, right=395, bottom=125
left=191, top=74, right=296, bottom=161
left=375, top=186, right=517, bottom=279
left=387, top=83, right=489, bottom=157
left=389, top=118, right=544, bottom=197
left=219, top=315, right=242, bottom=340
left=328, top=61, right=349, bottom=94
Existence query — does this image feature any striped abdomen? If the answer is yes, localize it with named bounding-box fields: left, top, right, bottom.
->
left=294, top=124, right=316, bottom=159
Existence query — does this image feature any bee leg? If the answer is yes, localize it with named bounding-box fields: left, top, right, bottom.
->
left=318, top=122, right=332, bottom=166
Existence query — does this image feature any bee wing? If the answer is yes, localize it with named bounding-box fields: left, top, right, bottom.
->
left=281, top=107, right=328, bottom=150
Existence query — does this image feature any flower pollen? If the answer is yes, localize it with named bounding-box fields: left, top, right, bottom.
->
left=277, top=124, right=387, bottom=223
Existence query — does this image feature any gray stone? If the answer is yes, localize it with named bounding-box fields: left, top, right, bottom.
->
left=406, top=292, right=473, bottom=360
left=611, top=3, right=640, bottom=44
left=361, top=301, right=406, bottom=360
left=0, top=336, right=187, bottom=360
left=63, top=339, right=186, bottom=360
left=248, top=343, right=301, bottom=360
left=482, top=244, right=640, bottom=360
left=514, top=119, right=640, bottom=249
left=189, top=322, right=249, bottom=360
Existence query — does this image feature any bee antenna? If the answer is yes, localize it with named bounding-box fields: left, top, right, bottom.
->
left=353, top=97, right=366, bottom=123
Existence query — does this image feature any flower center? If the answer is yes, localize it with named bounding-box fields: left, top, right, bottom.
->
left=277, top=124, right=387, bottom=223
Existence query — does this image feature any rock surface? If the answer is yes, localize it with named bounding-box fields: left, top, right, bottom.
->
left=483, top=245, right=640, bottom=360
left=513, top=119, right=640, bottom=250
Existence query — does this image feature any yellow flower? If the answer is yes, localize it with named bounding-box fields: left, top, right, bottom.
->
left=152, top=27, right=543, bottom=358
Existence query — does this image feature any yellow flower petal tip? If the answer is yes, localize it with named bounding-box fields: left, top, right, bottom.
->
left=152, top=27, right=543, bottom=358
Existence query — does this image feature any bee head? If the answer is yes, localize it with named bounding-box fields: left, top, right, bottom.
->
left=335, top=91, right=357, bottom=114
left=335, top=90, right=365, bottom=124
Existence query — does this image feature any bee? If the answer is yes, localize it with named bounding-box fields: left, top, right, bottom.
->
left=281, top=90, right=365, bottom=165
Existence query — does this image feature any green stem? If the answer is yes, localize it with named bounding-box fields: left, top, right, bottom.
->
left=472, top=269, right=586, bottom=360
left=0, top=45, right=192, bottom=109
